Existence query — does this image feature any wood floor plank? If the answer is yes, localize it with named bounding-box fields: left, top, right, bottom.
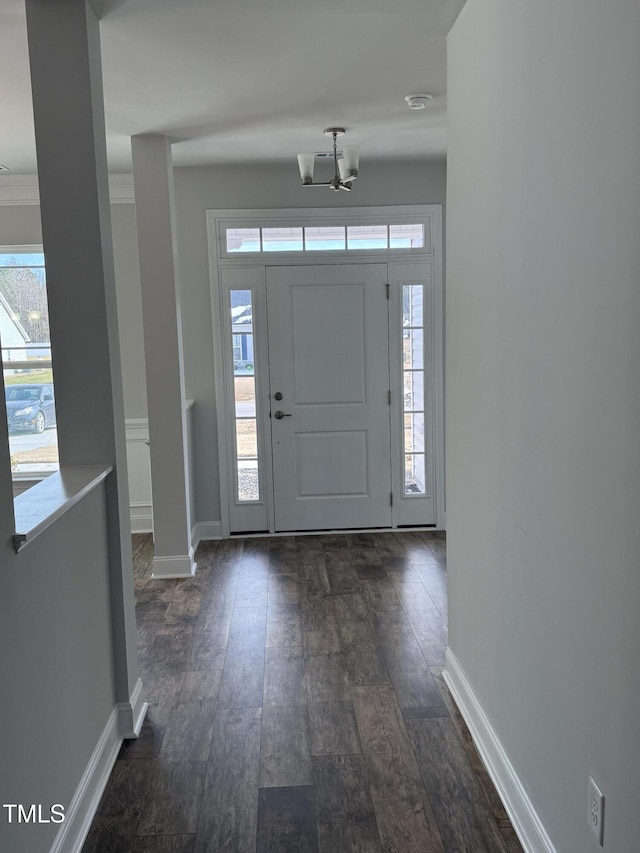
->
left=305, top=647, right=351, bottom=704
left=266, top=604, right=303, bottom=648
left=133, top=835, right=196, bottom=853
left=195, top=604, right=233, bottom=650
left=196, top=707, right=262, bottom=853
left=186, top=633, right=227, bottom=672
left=300, top=594, right=336, bottom=633
left=227, top=605, right=267, bottom=650
left=256, top=786, right=319, bottom=853
left=217, top=644, right=265, bottom=710
left=137, top=760, right=208, bottom=836
left=313, top=754, right=381, bottom=853
left=298, top=557, right=331, bottom=596
left=165, top=583, right=208, bottom=621
left=394, top=581, right=448, bottom=665
left=308, top=700, right=361, bottom=756
left=351, top=684, right=445, bottom=853
left=359, top=577, right=402, bottom=613
left=372, top=610, right=448, bottom=719
left=263, top=645, right=307, bottom=707
left=324, top=555, right=362, bottom=593
left=234, top=571, right=270, bottom=608
left=260, top=705, right=313, bottom=788
left=82, top=759, right=154, bottom=852
left=411, top=561, right=448, bottom=624
left=383, top=557, right=423, bottom=584
left=149, top=625, right=196, bottom=670
left=374, top=532, right=411, bottom=558
left=430, top=667, right=512, bottom=825
left=119, top=667, right=182, bottom=759
left=159, top=670, right=222, bottom=762
left=329, top=594, right=390, bottom=686
left=405, top=716, right=509, bottom=853
left=90, top=532, right=523, bottom=853
left=269, top=572, right=301, bottom=606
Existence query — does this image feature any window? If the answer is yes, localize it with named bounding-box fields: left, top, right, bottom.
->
left=402, top=284, right=426, bottom=494
left=1, top=251, right=59, bottom=487
left=229, top=289, right=259, bottom=502
left=223, top=222, right=425, bottom=255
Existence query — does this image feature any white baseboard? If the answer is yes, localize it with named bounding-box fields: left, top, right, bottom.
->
left=48, top=709, right=121, bottom=853
left=49, top=679, right=149, bottom=853
left=191, top=521, right=223, bottom=549
left=443, top=649, right=557, bottom=853
left=130, top=502, right=153, bottom=534
left=151, top=547, right=196, bottom=579
left=117, top=677, right=149, bottom=739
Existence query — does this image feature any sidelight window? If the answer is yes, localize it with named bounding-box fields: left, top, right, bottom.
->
left=402, top=284, right=426, bottom=494
left=229, top=289, right=260, bottom=502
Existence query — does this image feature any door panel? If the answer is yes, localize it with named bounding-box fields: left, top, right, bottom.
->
left=290, top=285, right=366, bottom=405
left=266, top=264, right=391, bottom=531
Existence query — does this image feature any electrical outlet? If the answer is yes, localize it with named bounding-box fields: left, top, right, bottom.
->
left=588, top=776, right=604, bottom=846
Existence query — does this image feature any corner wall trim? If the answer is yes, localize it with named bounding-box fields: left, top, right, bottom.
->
left=443, top=649, right=557, bottom=853
left=151, top=548, right=196, bottom=579
left=191, top=521, right=223, bottom=550
left=49, top=708, right=121, bottom=853
left=117, top=677, right=149, bottom=740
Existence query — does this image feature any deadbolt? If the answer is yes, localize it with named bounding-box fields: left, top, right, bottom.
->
left=274, top=410, right=292, bottom=419
left=274, top=391, right=283, bottom=401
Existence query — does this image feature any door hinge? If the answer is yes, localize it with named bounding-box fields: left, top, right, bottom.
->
left=386, top=283, right=390, bottom=300
left=388, top=389, right=391, bottom=405
left=390, top=491, right=393, bottom=506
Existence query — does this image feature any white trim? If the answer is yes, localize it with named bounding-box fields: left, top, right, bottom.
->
left=124, top=418, right=150, bottom=442
left=443, top=649, right=557, bottom=853
left=117, top=677, right=149, bottom=739
left=432, top=208, right=446, bottom=529
left=0, top=173, right=135, bottom=206
left=13, top=465, right=112, bottom=552
left=228, top=525, right=442, bottom=539
left=48, top=708, right=121, bottom=853
left=151, top=548, right=196, bottom=579
left=48, top=679, right=149, bottom=853
left=130, top=503, right=153, bottom=533
left=192, top=521, right=223, bottom=549
left=208, top=204, right=444, bottom=537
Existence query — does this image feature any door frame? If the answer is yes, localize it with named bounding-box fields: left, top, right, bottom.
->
left=207, top=205, right=444, bottom=537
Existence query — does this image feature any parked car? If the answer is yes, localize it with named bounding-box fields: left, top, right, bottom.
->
left=5, top=383, right=56, bottom=433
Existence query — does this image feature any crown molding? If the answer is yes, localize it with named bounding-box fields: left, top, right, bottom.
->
left=0, top=173, right=135, bottom=206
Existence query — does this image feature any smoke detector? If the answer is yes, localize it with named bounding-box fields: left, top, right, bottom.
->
left=405, top=94, right=433, bottom=110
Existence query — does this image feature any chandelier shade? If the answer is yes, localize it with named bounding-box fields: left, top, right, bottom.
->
left=297, top=152, right=315, bottom=185
left=297, top=128, right=360, bottom=192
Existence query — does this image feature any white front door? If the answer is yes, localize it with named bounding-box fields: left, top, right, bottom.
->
left=266, top=264, right=392, bottom=531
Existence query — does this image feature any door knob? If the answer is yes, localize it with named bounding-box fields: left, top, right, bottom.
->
left=274, top=391, right=283, bottom=401
left=274, top=410, right=292, bottom=419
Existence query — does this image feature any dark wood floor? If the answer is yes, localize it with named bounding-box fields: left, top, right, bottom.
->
left=83, top=531, right=522, bottom=853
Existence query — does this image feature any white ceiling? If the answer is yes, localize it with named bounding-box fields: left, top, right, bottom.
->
left=0, top=0, right=449, bottom=174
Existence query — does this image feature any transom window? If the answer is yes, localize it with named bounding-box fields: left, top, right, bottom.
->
left=225, top=223, right=424, bottom=254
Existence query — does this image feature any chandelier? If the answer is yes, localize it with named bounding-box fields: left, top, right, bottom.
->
left=297, top=128, right=360, bottom=192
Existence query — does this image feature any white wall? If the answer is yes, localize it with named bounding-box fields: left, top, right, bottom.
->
left=0, top=487, right=116, bottom=853
left=446, top=1, right=640, bottom=850
left=173, top=159, right=447, bottom=526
